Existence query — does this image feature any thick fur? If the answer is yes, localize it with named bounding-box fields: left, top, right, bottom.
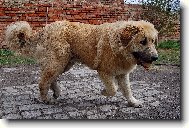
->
left=5, top=20, right=158, bottom=107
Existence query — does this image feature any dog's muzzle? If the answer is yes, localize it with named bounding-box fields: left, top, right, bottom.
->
left=132, top=52, right=158, bottom=70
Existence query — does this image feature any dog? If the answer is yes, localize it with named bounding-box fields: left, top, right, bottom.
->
left=5, top=20, right=158, bottom=107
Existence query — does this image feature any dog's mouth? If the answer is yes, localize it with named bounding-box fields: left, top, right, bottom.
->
left=132, top=52, right=158, bottom=70
left=138, top=61, right=152, bottom=70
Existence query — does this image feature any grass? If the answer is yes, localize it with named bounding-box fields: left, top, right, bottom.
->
left=157, top=40, right=180, bottom=50
left=0, top=49, right=14, bottom=56
left=0, top=40, right=180, bottom=66
left=155, top=40, right=180, bottom=65
left=0, top=49, right=36, bottom=65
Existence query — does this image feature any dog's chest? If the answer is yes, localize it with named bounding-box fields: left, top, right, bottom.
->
left=113, top=57, right=137, bottom=75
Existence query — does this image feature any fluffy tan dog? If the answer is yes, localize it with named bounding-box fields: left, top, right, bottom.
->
left=5, top=20, right=158, bottom=107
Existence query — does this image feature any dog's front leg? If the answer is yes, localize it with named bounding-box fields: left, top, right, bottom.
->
left=98, top=71, right=117, bottom=97
left=116, top=74, right=142, bottom=107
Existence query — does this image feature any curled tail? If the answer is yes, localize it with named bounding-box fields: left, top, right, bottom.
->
left=5, top=21, right=32, bottom=48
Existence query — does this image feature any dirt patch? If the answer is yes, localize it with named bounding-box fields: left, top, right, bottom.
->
left=0, top=64, right=181, bottom=119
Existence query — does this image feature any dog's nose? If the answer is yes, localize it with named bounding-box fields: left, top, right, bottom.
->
left=151, top=55, right=158, bottom=61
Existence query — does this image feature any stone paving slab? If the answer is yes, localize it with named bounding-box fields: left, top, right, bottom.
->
left=0, top=64, right=181, bottom=119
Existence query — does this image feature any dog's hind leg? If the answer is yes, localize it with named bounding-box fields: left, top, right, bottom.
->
left=50, top=59, right=76, bottom=99
left=39, top=43, right=71, bottom=104
left=116, top=74, right=142, bottom=107
left=39, top=67, right=61, bottom=103
left=98, top=72, right=117, bottom=97
left=50, top=79, right=61, bottom=99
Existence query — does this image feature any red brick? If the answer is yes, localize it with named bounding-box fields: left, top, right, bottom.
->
left=74, top=15, right=82, bottom=20
left=6, top=13, right=16, bottom=17
left=65, top=4, right=74, bottom=8
left=37, top=4, right=51, bottom=7
left=38, top=13, right=46, bottom=17
left=73, top=4, right=82, bottom=8
left=11, top=8, right=19, bottom=11
left=65, top=15, right=74, bottom=20
left=88, top=20, right=100, bottom=25
left=56, top=10, right=63, bottom=15
left=5, top=10, right=28, bottom=14
left=0, top=1, right=180, bottom=41
left=0, top=16, right=11, bottom=19
left=12, top=16, right=19, bottom=21
left=79, top=13, right=88, bottom=19
left=0, top=7, right=5, bottom=11
left=49, top=15, right=59, bottom=19
left=24, top=3, right=34, bottom=6
left=70, top=11, right=79, bottom=15
left=28, top=13, right=38, bottom=17
left=4, top=8, right=11, bottom=11
left=38, top=17, right=47, bottom=22
left=38, top=7, right=47, bottom=12
left=31, top=22, right=41, bottom=27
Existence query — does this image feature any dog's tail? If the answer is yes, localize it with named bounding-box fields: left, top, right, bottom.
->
left=5, top=21, right=32, bottom=47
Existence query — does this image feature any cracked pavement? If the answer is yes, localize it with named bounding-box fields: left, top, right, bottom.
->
left=0, top=64, right=181, bottom=119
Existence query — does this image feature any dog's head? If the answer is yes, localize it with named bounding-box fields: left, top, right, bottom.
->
left=5, top=21, right=33, bottom=56
left=110, top=20, right=158, bottom=70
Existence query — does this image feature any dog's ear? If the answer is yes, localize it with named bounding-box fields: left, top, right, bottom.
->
left=120, top=26, right=140, bottom=47
left=17, top=32, right=26, bottom=48
left=108, top=25, right=140, bottom=54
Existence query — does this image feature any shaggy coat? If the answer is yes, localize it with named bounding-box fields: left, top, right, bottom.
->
left=5, top=20, right=158, bottom=107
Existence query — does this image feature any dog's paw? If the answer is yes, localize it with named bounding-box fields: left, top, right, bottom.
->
left=101, top=89, right=116, bottom=96
left=127, top=99, right=143, bottom=108
left=43, top=97, right=58, bottom=104
left=39, top=95, right=57, bottom=104
left=53, top=90, right=61, bottom=99
left=101, top=89, right=109, bottom=96
left=53, top=93, right=59, bottom=99
left=52, top=85, right=61, bottom=99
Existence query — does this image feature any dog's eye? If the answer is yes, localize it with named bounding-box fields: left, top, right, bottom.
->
left=140, top=37, right=147, bottom=45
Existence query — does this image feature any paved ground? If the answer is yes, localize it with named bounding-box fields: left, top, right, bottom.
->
left=0, top=64, right=181, bottom=119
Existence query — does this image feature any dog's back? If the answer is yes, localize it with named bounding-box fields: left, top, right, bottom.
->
left=41, top=21, right=103, bottom=69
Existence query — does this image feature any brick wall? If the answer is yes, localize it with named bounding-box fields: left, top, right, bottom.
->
left=0, top=0, right=180, bottom=47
